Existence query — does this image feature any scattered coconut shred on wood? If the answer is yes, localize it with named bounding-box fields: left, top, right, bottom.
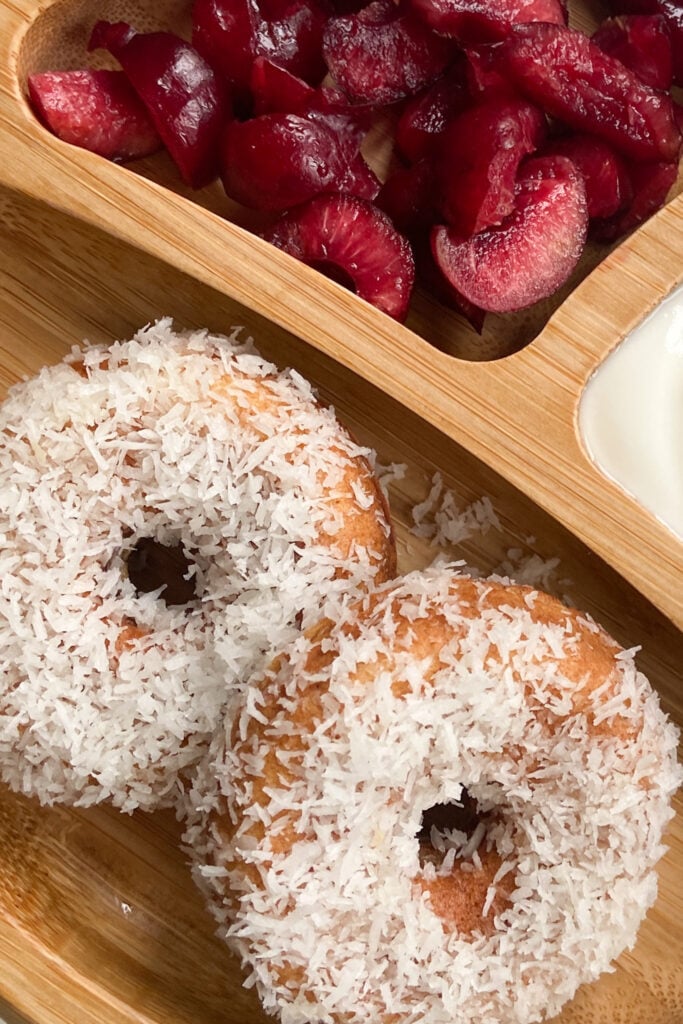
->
left=406, top=471, right=571, bottom=595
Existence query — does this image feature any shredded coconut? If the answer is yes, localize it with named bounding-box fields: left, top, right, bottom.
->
left=412, top=472, right=501, bottom=546
left=493, top=549, right=564, bottom=592
left=410, top=475, right=569, bottom=595
left=375, top=460, right=408, bottom=500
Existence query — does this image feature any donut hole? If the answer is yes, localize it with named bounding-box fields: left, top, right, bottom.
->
left=126, top=536, right=198, bottom=606
left=417, top=790, right=487, bottom=866
left=416, top=791, right=516, bottom=936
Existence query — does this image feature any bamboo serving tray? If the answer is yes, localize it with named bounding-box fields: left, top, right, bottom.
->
left=0, top=0, right=682, bottom=629
left=0, top=0, right=682, bottom=1022
left=1, top=182, right=683, bottom=1024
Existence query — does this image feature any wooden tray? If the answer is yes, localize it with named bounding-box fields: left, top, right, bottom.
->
left=1, top=183, right=682, bottom=1024
left=0, top=0, right=682, bottom=629
left=0, top=0, right=682, bottom=1019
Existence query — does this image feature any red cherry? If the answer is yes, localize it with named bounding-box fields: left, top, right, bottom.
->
left=263, top=194, right=415, bottom=320
left=431, top=155, right=588, bottom=313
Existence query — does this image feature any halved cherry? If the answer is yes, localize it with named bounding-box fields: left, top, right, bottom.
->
left=431, top=154, right=588, bottom=312
left=220, top=111, right=362, bottom=208
left=262, top=194, right=415, bottom=319
left=498, top=22, right=681, bottom=162
left=89, top=21, right=228, bottom=187
left=28, top=69, right=162, bottom=162
left=435, top=94, right=546, bottom=236
left=323, top=0, right=454, bottom=105
left=408, top=0, right=566, bottom=45
left=592, top=14, right=673, bottom=91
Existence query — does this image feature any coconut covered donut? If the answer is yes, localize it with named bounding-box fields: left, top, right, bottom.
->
left=188, top=567, right=681, bottom=1024
left=0, top=320, right=395, bottom=811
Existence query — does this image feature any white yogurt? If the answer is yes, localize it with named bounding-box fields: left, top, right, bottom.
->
left=578, top=283, right=683, bottom=540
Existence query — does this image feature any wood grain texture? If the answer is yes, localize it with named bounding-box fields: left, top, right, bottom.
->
left=0, top=187, right=682, bottom=1024
left=0, top=0, right=681, bottom=628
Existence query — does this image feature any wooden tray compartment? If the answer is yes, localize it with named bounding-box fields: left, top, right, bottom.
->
left=0, top=0, right=681, bottom=628
left=0, top=185, right=682, bottom=1024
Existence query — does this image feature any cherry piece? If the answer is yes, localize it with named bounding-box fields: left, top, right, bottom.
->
left=27, top=70, right=162, bottom=162
left=592, top=15, right=673, bottom=91
left=604, top=0, right=683, bottom=86
left=408, top=0, right=566, bottom=45
left=395, top=60, right=471, bottom=162
left=192, top=0, right=327, bottom=111
left=323, top=0, right=454, bottom=105
left=431, top=154, right=588, bottom=312
left=220, top=111, right=362, bottom=208
left=89, top=21, right=227, bottom=188
left=544, top=134, right=631, bottom=219
left=251, top=57, right=372, bottom=120
left=256, top=0, right=329, bottom=85
left=499, top=23, right=681, bottom=163
left=249, top=57, right=373, bottom=139
left=592, top=158, right=678, bottom=241
left=435, top=94, right=546, bottom=236
left=262, top=194, right=415, bottom=319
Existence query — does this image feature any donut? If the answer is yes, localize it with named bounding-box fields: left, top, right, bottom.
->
left=188, top=567, right=681, bottom=1024
left=0, top=320, right=395, bottom=811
